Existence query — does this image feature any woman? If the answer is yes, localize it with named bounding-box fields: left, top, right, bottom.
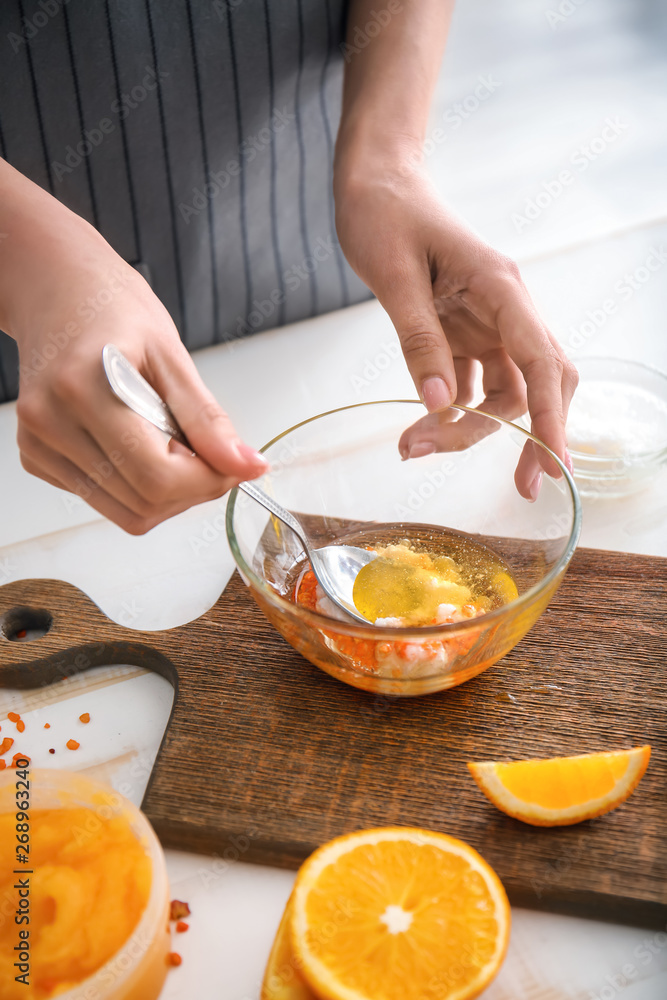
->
left=0, top=0, right=576, bottom=533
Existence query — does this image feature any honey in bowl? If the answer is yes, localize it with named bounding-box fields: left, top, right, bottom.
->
left=291, top=526, right=519, bottom=680
left=351, top=539, right=517, bottom=626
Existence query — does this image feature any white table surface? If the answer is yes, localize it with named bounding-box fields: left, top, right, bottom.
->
left=2, top=1, right=667, bottom=995
left=1, top=289, right=667, bottom=1000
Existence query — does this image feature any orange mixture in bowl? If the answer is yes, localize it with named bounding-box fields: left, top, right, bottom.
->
left=0, top=805, right=153, bottom=998
left=292, top=535, right=518, bottom=679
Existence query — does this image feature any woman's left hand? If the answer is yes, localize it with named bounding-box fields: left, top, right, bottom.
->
left=334, top=163, right=577, bottom=500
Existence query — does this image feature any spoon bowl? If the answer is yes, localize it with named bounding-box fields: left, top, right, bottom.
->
left=236, top=481, right=377, bottom=623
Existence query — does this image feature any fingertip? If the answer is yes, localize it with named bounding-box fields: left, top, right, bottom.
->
left=529, top=419, right=567, bottom=480
left=514, top=439, right=542, bottom=500
left=421, top=376, right=453, bottom=413
left=514, top=467, right=534, bottom=501
left=235, top=441, right=269, bottom=471
left=194, top=432, right=269, bottom=479
left=528, top=472, right=543, bottom=502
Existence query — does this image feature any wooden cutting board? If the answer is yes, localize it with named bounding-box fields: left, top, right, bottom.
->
left=0, top=547, right=665, bottom=926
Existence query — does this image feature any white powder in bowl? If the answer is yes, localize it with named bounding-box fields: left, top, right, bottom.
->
left=567, top=380, right=667, bottom=459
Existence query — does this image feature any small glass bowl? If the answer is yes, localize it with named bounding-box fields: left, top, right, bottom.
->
left=0, top=768, right=170, bottom=1000
left=566, top=357, right=667, bottom=497
left=227, top=401, right=581, bottom=696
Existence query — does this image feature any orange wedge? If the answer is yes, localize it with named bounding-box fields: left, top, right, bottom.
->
left=262, top=896, right=318, bottom=1000
left=290, top=826, right=510, bottom=1000
left=468, top=746, right=651, bottom=826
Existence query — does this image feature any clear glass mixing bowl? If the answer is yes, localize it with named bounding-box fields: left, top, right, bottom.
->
left=227, top=401, right=581, bottom=696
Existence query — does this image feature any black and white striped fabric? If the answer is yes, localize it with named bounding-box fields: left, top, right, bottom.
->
left=0, top=0, right=370, bottom=403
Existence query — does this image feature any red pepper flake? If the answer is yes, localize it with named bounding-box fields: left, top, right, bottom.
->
left=0, top=737, right=14, bottom=755
left=7, top=712, right=20, bottom=723
left=66, top=739, right=80, bottom=751
left=175, top=921, right=189, bottom=933
left=79, top=713, right=90, bottom=724
left=49, top=749, right=55, bottom=755
left=10, top=754, right=29, bottom=767
left=16, top=720, right=25, bottom=733
left=169, top=900, right=191, bottom=921
left=167, top=953, right=182, bottom=967
left=15, top=629, right=27, bottom=639
left=44, top=723, right=51, bottom=729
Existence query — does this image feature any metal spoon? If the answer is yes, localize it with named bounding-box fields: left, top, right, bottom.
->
left=102, top=344, right=377, bottom=623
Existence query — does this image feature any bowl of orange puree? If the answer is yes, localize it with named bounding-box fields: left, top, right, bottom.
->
left=0, top=768, right=170, bottom=1000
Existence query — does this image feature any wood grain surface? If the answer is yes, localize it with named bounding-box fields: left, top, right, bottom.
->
left=0, top=547, right=665, bottom=926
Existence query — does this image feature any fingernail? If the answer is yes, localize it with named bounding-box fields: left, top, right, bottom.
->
left=408, top=441, right=436, bottom=459
left=421, top=377, right=451, bottom=412
left=564, top=449, right=574, bottom=475
left=528, top=472, right=543, bottom=502
left=236, top=441, right=268, bottom=468
left=399, top=444, right=409, bottom=461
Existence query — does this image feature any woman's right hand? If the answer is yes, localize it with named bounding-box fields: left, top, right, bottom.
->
left=1, top=161, right=267, bottom=534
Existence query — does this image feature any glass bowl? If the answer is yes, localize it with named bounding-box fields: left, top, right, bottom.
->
left=0, top=768, right=170, bottom=1000
left=565, top=357, right=667, bottom=497
left=227, top=401, right=581, bottom=696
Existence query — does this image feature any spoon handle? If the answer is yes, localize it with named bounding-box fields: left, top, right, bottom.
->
left=237, top=481, right=307, bottom=549
left=102, top=344, right=191, bottom=448
left=101, top=343, right=308, bottom=549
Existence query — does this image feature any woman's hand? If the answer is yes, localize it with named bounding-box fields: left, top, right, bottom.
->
left=334, top=161, right=577, bottom=499
left=1, top=161, right=267, bottom=534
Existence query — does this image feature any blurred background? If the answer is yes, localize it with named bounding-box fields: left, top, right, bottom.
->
left=426, top=0, right=667, bottom=371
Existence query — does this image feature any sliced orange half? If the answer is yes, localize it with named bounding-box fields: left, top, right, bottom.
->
left=262, top=895, right=318, bottom=1000
left=291, top=826, right=510, bottom=1000
left=468, top=746, right=651, bottom=826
